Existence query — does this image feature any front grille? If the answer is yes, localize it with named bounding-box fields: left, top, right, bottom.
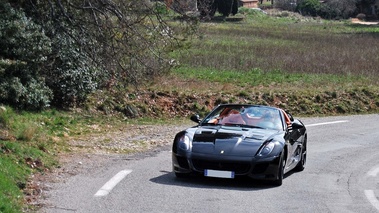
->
left=192, top=159, right=250, bottom=174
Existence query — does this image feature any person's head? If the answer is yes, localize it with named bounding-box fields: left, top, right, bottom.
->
left=262, top=111, right=273, bottom=120
left=243, top=107, right=259, bottom=118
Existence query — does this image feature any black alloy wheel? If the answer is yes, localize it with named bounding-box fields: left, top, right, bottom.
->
left=295, top=138, right=307, bottom=172
left=273, top=153, right=285, bottom=186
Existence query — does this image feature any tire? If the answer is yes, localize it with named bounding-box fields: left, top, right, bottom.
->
left=273, top=154, right=285, bottom=186
left=295, top=139, right=307, bottom=172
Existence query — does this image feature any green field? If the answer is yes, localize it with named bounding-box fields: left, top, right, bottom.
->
left=1, top=10, right=379, bottom=212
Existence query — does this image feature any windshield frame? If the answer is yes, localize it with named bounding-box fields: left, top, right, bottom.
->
left=200, top=104, right=285, bottom=131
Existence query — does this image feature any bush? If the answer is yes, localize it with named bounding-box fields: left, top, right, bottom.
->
left=0, top=76, right=52, bottom=110
left=274, top=0, right=298, bottom=11
left=44, top=34, right=99, bottom=108
left=318, top=0, right=358, bottom=19
left=296, top=0, right=321, bottom=16
left=198, top=0, right=239, bottom=17
left=238, top=8, right=267, bottom=17
left=0, top=2, right=52, bottom=110
left=1, top=1, right=194, bottom=110
left=356, top=13, right=366, bottom=20
left=216, top=0, right=239, bottom=16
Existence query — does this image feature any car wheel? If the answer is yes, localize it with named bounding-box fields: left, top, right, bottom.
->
left=295, top=139, right=307, bottom=172
left=273, top=154, right=285, bottom=186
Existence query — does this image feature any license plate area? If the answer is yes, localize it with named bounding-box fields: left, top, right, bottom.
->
left=204, top=169, right=235, bottom=179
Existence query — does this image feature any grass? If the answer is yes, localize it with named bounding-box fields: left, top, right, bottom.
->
left=148, top=10, right=379, bottom=116
left=0, top=106, right=135, bottom=212
left=1, top=9, right=379, bottom=212
left=174, top=17, right=379, bottom=80
left=173, top=66, right=369, bottom=87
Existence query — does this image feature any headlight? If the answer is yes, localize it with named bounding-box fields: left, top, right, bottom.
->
left=178, top=135, right=190, bottom=150
left=257, top=141, right=275, bottom=156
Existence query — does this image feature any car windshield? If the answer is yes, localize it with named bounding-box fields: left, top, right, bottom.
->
left=202, top=105, right=283, bottom=130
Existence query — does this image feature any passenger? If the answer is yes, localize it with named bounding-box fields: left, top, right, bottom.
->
left=258, top=110, right=282, bottom=130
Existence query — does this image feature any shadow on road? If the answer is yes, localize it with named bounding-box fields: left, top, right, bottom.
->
left=149, top=170, right=296, bottom=191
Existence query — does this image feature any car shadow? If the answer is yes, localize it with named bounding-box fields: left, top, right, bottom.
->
left=149, top=170, right=293, bottom=191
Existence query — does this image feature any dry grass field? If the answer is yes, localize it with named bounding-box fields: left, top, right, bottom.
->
left=91, top=11, right=379, bottom=117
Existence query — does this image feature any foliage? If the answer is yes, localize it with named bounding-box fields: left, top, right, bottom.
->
left=198, top=0, right=239, bottom=18
left=276, top=0, right=359, bottom=19
left=175, top=14, right=379, bottom=79
left=1, top=13, right=379, bottom=212
left=0, top=77, right=53, bottom=111
left=46, top=34, right=99, bottom=107
left=0, top=0, right=194, bottom=109
left=215, top=0, right=239, bottom=17
left=91, top=15, right=379, bottom=118
left=318, top=0, right=359, bottom=19
left=296, top=0, right=322, bottom=16
left=274, top=0, right=298, bottom=11
left=0, top=1, right=53, bottom=110
left=238, top=8, right=269, bottom=17
left=198, top=0, right=218, bottom=17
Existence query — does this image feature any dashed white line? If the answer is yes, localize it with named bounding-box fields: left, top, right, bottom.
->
left=367, top=166, right=379, bottom=177
left=365, top=190, right=379, bottom=211
left=306, top=120, right=349, bottom=127
left=94, top=169, right=132, bottom=197
left=365, top=165, right=379, bottom=211
left=305, top=119, right=379, bottom=211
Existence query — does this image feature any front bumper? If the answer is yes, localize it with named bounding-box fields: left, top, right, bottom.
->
left=172, top=152, right=281, bottom=180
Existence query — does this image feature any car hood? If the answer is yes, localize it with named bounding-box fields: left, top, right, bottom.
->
left=189, top=125, right=281, bottom=157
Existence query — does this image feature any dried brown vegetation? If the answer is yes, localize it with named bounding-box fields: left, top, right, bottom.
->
left=86, top=13, right=379, bottom=118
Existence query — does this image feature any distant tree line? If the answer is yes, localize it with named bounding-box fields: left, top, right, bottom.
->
left=0, top=0, right=194, bottom=110
left=276, top=0, right=377, bottom=19
left=196, top=0, right=374, bottom=19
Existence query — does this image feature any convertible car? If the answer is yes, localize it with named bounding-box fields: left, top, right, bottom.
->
left=172, top=104, right=307, bottom=186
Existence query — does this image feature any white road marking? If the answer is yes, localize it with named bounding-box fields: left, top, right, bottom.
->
left=365, top=190, right=379, bottom=211
left=305, top=120, right=349, bottom=127
left=94, top=170, right=132, bottom=197
left=305, top=119, right=379, bottom=211
left=367, top=166, right=379, bottom=177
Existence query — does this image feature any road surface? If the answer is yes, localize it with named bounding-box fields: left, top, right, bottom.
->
left=41, top=114, right=379, bottom=213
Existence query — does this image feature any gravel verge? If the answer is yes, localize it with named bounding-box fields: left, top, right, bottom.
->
left=25, top=124, right=192, bottom=211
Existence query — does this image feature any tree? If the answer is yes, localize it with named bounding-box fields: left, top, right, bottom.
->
left=296, top=0, right=322, bottom=16
left=198, top=0, right=239, bottom=18
left=1, top=0, right=195, bottom=109
left=0, top=1, right=53, bottom=110
left=319, top=0, right=359, bottom=19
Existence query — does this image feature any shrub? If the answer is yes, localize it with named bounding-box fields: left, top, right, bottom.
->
left=0, top=2, right=52, bottom=110
left=216, top=0, right=239, bottom=17
left=45, top=35, right=99, bottom=108
left=0, top=76, right=52, bottom=110
left=318, top=0, right=358, bottom=19
left=2, top=0, right=191, bottom=109
left=274, top=0, right=298, bottom=11
left=238, top=7, right=268, bottom=17
left=356, top=13, right=366, bottom=20
left=198, top=0, right=239, bottom=17
left=296, top=0, right=322, bottom=16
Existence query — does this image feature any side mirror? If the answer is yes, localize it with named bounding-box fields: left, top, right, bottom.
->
left=291, top=121, right=304, bottom=129
left=190, top=114, right=201, bottom=123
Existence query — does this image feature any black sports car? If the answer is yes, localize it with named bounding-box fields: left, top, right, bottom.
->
left=172, top=104, right=307, bottom=186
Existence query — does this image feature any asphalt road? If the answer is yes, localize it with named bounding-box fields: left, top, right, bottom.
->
left=41, top=114, right=379, bottom=213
